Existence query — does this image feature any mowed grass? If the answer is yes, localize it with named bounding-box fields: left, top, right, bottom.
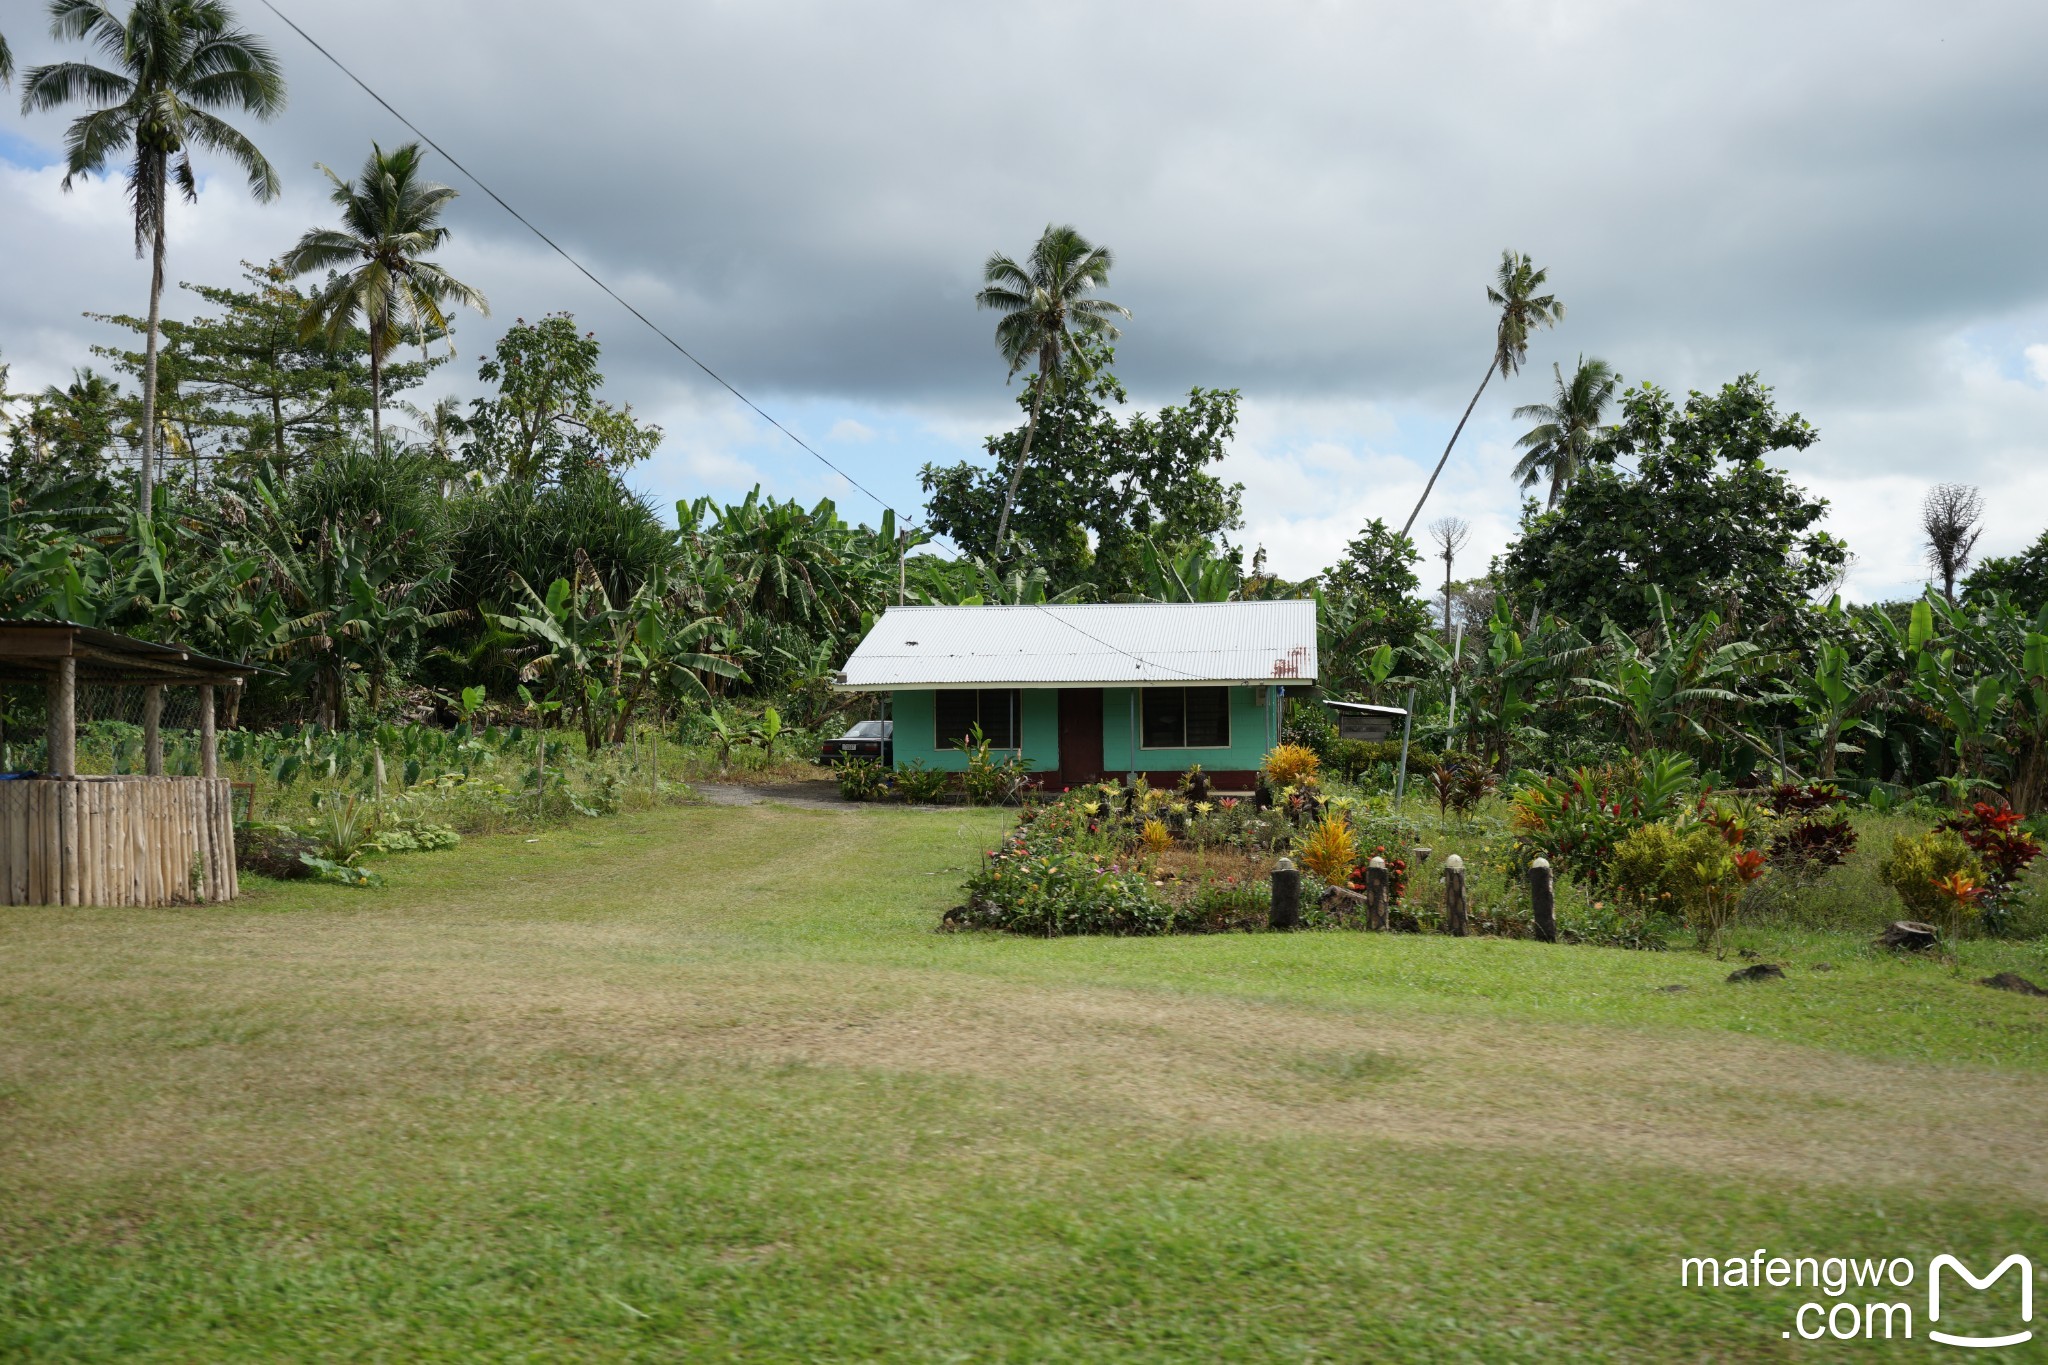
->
left=3, top=803, right=2046, bottom=1361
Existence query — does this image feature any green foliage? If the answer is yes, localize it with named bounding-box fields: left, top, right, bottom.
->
left=835, top=757, right=888, bottom=802
left=954, top=724, right=1034, bottom=806
left=1319, top=519, right=1430, bottom=667
left=1611, top=819, right=1761, bottom=949
left=920, top=342, right=1244, bottom=592
left=463, top=313, right=661, bottom=483
left=892, top=761, right=950, bottom=805
left=310, top=793, right=378, bottom=864
left=1877, top=829, right=1983, bottom=932
left=1498, top=375, right=1845, bottom=641
left=1506, top=752, right=1696, bottom=888
left=296, top=853, right=383, bottom=887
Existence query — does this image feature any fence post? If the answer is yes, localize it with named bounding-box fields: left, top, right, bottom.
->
left=143, top=684, right=163, bottom=776
left=1443, top=853, right=1467, bottom=937
left=1529, top=856, right=1557, bottom=943
left=199, top=684, right=217, bottom=780
left=1364, top=855, right=1389, bottom=931
left=1269, top=856, right=1300, bottom=931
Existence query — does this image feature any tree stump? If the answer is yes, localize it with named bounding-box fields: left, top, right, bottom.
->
left=1270, top=856, right=1300, bottom=931
left=1528, top=857, right=1556, bottom=943
left=1877, top=921, right=1940, bottom=952
left=1364, top=857, right=1390, bottom=931
left=1443, top=854, right=1467, bottom=937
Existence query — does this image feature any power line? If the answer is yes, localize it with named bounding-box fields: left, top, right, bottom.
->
left=257, top=0, right=953, bottom=551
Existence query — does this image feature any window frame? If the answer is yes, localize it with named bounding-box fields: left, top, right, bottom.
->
left=933, top=688, right=1021, bottom=751
left=1138, top=686, right=1233, bottom=751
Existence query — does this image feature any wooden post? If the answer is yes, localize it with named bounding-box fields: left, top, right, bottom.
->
left=1529, top=856, right=1557, bottom=943
left=143, top=684, right=164, bottom=776
left=1443, top=853, right=1467, bottom=937
left=199, top=684, right=218, bottom=779
left=1269, top=856, right=1300, bottom=931
left=47, top=656, right=77, bottom=776
left=1364, top=855, right=1390, bottom=931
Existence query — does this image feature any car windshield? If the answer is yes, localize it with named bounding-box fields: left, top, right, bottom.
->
left=844, top=721, right=887, bottom=739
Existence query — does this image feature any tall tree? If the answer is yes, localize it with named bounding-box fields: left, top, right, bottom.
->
left=1921, top=482, right=1983, bottom=607
left=920, top=342, right=1243, bottom=594
left=1401, top=250, right=1563, bottom=536
left=463, top=313, right=660, bottom=484
left=1497, top=375, right=1845, bottom=642
left=283, top=141, right=487, bottom=456
left=1510, top=355, right=1618, bottom=509
left=21, top=0, right=286, bottom=510
left=974, top=223, right=1130, bottom=552
left=1428, top=516, right=1470, bottom=645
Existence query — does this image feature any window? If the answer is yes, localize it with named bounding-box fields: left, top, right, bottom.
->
left=935, top=689, right=1020, bottom=749
left=1141, top=687, right=1230, bottom=749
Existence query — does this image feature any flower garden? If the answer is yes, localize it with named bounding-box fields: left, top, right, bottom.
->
left=946, top=739, right=2048, bottom=953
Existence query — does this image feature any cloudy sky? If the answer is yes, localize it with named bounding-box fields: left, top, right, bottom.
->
left=4, top=0, right=2046, bottom=600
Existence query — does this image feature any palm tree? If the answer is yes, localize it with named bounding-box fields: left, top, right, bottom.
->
left=1, top=30, right=14, bottom=86
left=1400, top=250, right=1564, bottom=537
left=21, top=0, right=286, bottom=511
left=1510, top=355, right=1618, bottom=509
left=975, top=224, right=1130, bottom=552
left=283, top=141, right=488, bottom=456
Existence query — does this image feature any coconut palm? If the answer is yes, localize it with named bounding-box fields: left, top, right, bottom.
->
left=21, top=0, right=286, bottom=510
left=975, top=224, right=1130, bottom=552
left=1401, top=249, right=1564, bottom=536
left=1, top=30, right=14, bottom=86
left=1510, top=355, right=1619, bottom=509
left=283, top=141, right=488, bottom=455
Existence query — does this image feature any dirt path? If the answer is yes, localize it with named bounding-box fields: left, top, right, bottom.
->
left=694, top=780, right=854, bottom=810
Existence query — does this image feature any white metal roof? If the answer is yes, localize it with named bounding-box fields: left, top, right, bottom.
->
left=835, top=600, right=1318, bottom=689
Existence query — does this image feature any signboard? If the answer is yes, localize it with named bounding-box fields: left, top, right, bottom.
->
left=1336, top=712, right=1397, bottom=742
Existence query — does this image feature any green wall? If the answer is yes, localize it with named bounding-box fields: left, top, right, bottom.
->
left=889, top=689, right=1060, bottom=772
left=1100, top=686, right=1273, bottom=773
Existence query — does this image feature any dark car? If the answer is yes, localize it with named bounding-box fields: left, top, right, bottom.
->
left=819, top=719, right=893, bottom=766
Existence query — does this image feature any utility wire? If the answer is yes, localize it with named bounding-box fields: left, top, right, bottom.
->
left=258, top=0, right=955, bottom=553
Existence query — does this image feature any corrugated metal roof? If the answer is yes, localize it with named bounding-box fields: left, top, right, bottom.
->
left=836, top=600, right=1318, bottom=689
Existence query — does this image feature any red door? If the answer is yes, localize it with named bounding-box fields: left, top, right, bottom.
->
left=1056, top=688, right=1104, bottom=787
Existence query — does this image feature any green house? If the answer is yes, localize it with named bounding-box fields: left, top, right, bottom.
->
left=834, top=600, right=1318, bottom=790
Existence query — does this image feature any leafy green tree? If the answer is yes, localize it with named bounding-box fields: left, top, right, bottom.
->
left=1321, top=517, right=1431, bottom=650
left=5, top=368, right=126, bottom=484
left=463, top=313, right=661, bottom=484
left=1498, top=375, right=1846, bottom=642
left=974, top=223, right=1130, bottom=551
left=920, top=345, right=1243, bottom=593
left=284, top=141, right=488, bottom=456
left=1966, top=527, right=2048, bottom=612
left=1402, top=249, right=1563, bottom=536
left=1510, top=355, right=1618, bottom=509
left=86, top=262, right=433, bottom=480
left=22, top=0, right=286, bottom=509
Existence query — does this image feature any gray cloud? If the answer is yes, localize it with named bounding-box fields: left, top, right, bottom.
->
left=5, top=0, right=2048, bottom=597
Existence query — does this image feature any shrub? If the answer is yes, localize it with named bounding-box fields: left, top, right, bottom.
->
left=1506, top=751, right=1695, bottom=888
left=836, top=757, right=889, bottom=801
left=1878, top=829, right=1984, bottom=935
left=1295, top=814, right=1357, bottom=883
left=1140, top=818, right=1174, bottom=855
left=1611, top=818, right=1767, bottom=949
left=957, top=839, right=1172, bottom=935
left=310, top=793, right=378, bottom=864
left=1262, top=744, right=1321, bottom=788
left=1937, top=802, right=2043, bottom=934
left=893, top=761, right=950, bottom=804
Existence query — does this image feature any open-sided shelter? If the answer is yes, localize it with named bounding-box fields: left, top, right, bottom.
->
left=834, top=600, right=1317, bottom=789
left=0, top=620, right=250, bottom=906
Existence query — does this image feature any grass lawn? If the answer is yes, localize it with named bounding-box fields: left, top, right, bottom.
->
left=4, top=801, right=2046, bottom=1361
